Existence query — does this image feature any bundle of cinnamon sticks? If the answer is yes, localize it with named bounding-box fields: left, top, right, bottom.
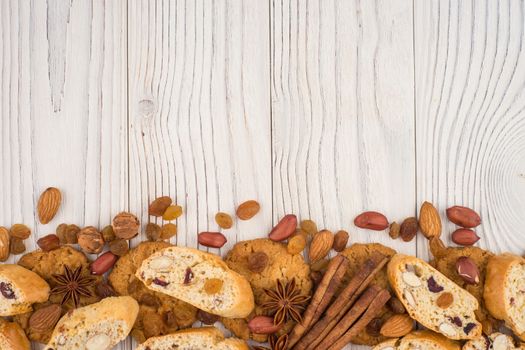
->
left=288, top=252, right=391, bottom=350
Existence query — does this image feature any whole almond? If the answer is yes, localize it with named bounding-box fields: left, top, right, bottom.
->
left=9, top=224, right=31, bottom=239
left=400, top=217, right=418, bottom=242
left=389, top=222, right=401, bottom=239
left=198, top=232, right=227, bottom=248
left=380, top=314, right=414, bottom=337
left=37, top=187, right=62, bottom=224
left=112, top=212, right=139, bottom=239
left=215, top=212, right=233, bottom=229
left=148, top=196, right=172, bottom=216
left=451, top=228, right=480, bottom=246
left=419, top=201, right=442, bottom=238
left=248, top=315, right=282, bottom=334
left=78, top=226, right=104, bottom=254
left=309, top=230, right=334, bottom=263
left=429, top=237, right=447, bottom=258
left=29, top=304, right=62, bottom=332
left=436, top=292, right=454, bottom=309
left=456, top=256, right=480, bottom=285
left=269, top=214, right=297, bottom=241
left=0, top=227, right=10, bottom=261
left=446, top=206, right=481, bottom=228
left=90, top=251, right=118, bottom=275
left=236, top=200, right=260, bottom=220
left=354, top=211, right=389, bottom=230
left=332, top=230, right=349, bottom=252
left=37, top=234, right=60, bottom=252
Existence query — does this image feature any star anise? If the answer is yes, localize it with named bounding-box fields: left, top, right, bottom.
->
left=252, top=334, right=289, bottom=350
left=50, top=265, right=96, bottom=308
left=261, top=278, right=310, bottom=326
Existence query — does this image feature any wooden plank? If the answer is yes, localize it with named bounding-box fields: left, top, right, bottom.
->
left=271, top=0, right=415, bottom=348
left=415, top=0, right=525, bottom=259
left=0, top=0, right=128, bottom=349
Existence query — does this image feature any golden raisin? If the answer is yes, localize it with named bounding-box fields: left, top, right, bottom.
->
left=287, top=235, right=306, bottom=255
left=101, top=225, right=116, bottom=243
left=10, top=224, right=31, bottom=240
left=160, top=223, right=177, bottom=239
left=203, top=278, right=223, bottom=295
left=162, top=205, right=183, bottom=221
left=300, top=219, right=318, bottom=236
left=236, top=200, right=260, bottom=220
left=215, top=212, right=233, bottom=229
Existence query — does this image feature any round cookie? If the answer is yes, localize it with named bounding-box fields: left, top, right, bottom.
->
left=108, top=241, right=197, bottom=343
left=14, top=246, right=102, bottom=343
left=223, top=238, right=312, bottom=342
left=430, top=242, right=497, bottom=335
left=341, top=243, right=397, bottom=346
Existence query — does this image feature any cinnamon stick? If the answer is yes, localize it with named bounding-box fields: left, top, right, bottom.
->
left=287, top=254, right=349, bottom=347
left=313, top=286, right=381, bottom=349
left=328, top=289, right=391, bottom=350
left=292, top=252, right=388, bottom=350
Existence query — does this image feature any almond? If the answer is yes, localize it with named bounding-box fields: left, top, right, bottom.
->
left=0, top=227, right=9, bottom=262
left=354, top=211, right=389, bottom=230
left=37, top=187, right=62, bottom=224
left=268, top=214, right=297, bottom=241
left=198, top=232, right=227, bottom=248
left=37, top=234, right=60, bottom=252
left=436, top=292, right=454, bottom=309
left=309, top=230, right=334, bottom=263
left=456, top=256, right=480, bottom=285
left=148, top=196, right=172, bottom=216
left=380, top=314, right=414, bottom=337
left=112, top=212, right=139, bottom=239
left=90, top=251, right=118, bottom=275
left=29, top=304, right=62, bottom=332
left=451, top=228, right=480, bottom=246
left=332, top=230, right=349, bottom=252
left=419, top=201, right=442, bottom=238
left=446, top=206, right=481, bottom=228
left=248, top=315, right=282, bottom=334
left=86, top=334, right=111, bottom=350
left=9, top=224, right=31, bottom=239
left=236, top=200, right=260, bottom=220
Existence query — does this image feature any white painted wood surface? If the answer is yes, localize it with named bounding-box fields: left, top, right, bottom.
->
left=1, top=0, right=524, bottom=349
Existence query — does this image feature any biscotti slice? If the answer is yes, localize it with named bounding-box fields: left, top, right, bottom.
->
left=484, top=253, right=525, bottom=341
left=44, top=296, right=138, bottom=350
left=373, top=330, right=460, bottom=350
left=387, top=254, right=482, bottom=339
left=463, top=333, right=525, bottom=350
left=0, top=318, right=30, bottom=350
left=135, top=327, right=249, bottom=350
left=0, top=264, right=50, bottom=316
left=136, top=246, right=255, bottom=318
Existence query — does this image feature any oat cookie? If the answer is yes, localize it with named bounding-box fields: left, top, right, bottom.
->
left=341, top=243, right=397, bottom=346
left=14, top=246, right=102, bottom=343
left=223, top=238, right=312, bottom=342
left=108, top=242, right=197, bottom=343
left=431, top=244, right=497, bottom=335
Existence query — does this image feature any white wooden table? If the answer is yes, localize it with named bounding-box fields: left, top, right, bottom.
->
left=1, top=0, right=525, bottom=349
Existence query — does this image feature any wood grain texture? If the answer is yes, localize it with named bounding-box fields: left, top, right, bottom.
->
left=127, top=0, right=271, bottom=266
left=415, top=0, right=525, bottom=259
left=271, top=0, right=416, bottom=254
left=0, top=0, right=128, bottom=349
